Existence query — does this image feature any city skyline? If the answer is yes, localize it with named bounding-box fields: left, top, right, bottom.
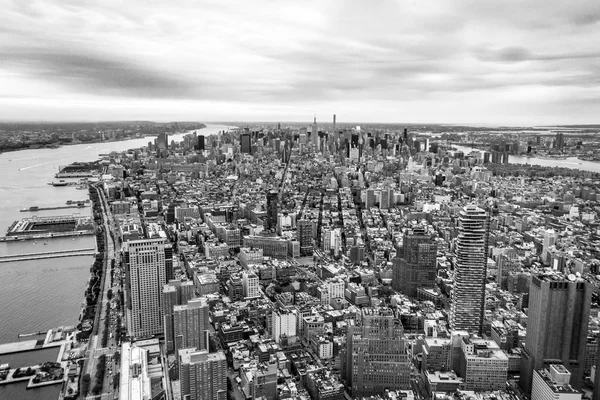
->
left=2, top=0, right=600, bottom=124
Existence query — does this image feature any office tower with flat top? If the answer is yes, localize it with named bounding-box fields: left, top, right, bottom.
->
left=341, top=308, right=410, bottom=397
left=520, top=273, right=592, bottom=396
left=393, top=226, right=437, bottom=297
left=124, top=238, right=172, bottom=339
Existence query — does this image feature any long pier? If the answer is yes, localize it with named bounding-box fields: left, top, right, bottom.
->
left=0, top=230, right=95, bottom=242
left=0, top=248, right=97, bottom=263
left=21, top=205, right=89, bottom=212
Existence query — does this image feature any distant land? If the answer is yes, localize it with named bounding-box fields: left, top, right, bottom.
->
left=0, top=121, right=206, bottom=153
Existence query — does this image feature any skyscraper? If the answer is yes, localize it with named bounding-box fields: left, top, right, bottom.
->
left=341, top=307, right=411, bottom=397
left=297, top=219, right=313, bottom=256
left=240, top=133, right=251, bottom=154
left=163, top=280, right=195, bottom=352
left=266, top=190, right=278, bottom=231
left=520, top=273, right=592, bottom=396
left=450, top=205, right=489, bottom=334
left=392, top=226, right=438, bottom=297
left=197, top=135, right=205, bottom=151
left=124, top=238, right=173, bottom=339
left=311, top=115, right=318, bottom=144
left=179, top=348, right=227, bottom=400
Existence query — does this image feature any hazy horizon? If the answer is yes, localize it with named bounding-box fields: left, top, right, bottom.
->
left=2, top=1, right=599, bottom=125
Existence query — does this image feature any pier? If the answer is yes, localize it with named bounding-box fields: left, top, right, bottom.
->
left=0, top=248, right=97, bottom=263
left=0, top=230, right=94, bottom=242
left=20, top=205, right=89, bottom=212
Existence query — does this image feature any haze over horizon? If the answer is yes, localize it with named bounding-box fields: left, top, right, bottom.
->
left=1, top=0, right=599, bottom=125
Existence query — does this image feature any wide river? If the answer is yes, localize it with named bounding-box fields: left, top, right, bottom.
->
left=0, top=124, right=230, bottom=400
left=453, top=144, right=600, bottom=173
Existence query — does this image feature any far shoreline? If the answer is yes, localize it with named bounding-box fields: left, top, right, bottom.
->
left=0, top=124, right=210, bottom=155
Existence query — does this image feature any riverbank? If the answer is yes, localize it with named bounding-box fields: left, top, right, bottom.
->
left=0, top=123, right=207, bottom=154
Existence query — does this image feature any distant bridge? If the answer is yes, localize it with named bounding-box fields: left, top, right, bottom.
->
left=0, top=248, right=97, bottom=263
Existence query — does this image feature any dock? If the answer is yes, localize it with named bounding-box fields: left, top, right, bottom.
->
left=0, top=230, right=94, bottom=242
left=3, top=215, right=95, bottom=241
left=0, top=248, right=97, bottom=263
left=20, top=205, right=89, bottom=212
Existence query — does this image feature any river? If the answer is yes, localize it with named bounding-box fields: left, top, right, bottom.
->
left=453, top=145, right=600, bottom=173
left=0, top=124, right=230, bottom=400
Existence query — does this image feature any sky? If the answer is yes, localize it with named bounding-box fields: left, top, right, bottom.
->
left=1, top=0, right=599, bottom=125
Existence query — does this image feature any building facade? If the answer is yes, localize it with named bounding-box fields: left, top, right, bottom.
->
left=124, top=239, right=172, bottom=339
left=520, top=274, right=592, bottom=395
left=450, top=205, right=489, bottom=334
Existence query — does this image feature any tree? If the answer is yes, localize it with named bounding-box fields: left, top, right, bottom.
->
left=107, top=289, right=113, bottom=300
left=81, top=373, right=91, bottom=396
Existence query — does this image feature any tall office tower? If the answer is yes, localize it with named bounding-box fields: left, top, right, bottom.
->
left=392, top=226, right=438, bottom=297
left=163, top=280, right=195, bottom=353
left=297, top=219, right=313, bottom=256
left=594, top=349, right=600, bottom=400
left=197, top=135, right=205, bottom=151
left=174, top=298, right=210, bottom=357
left=520, top=273, right=592, bottom=396
left=266, top=190, right=278, bottom=231
left=341, top=308, right=410, bottom=397
left=311, top=116, right=318, bottom=144
left=555, top=132, right=565, bottom=150
left=157, top=132, right=168, bottom=152
left=124, top=239, right=173, bottom=339
left=179, top=348, right=227, bottom=400
left=240, top=133, right=251, bottom=154
left=449, top=205, right=489, bottom=334
left=333, top=114, right=336, bottom=133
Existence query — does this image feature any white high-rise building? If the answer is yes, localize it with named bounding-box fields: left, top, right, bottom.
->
left=125, top=239, right=172, bottom=339
left=242, top=271, right=260, bottom=299
left=531, top=364, right=581, bottom=400
left=272, top=309, right=297, bottom=343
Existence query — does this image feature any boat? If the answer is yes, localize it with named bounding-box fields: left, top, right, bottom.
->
left=51, top=180, right=68, bottom=187
left=20, top=206, right=40, bottom=212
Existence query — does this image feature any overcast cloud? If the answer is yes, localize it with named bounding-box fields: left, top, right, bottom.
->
left=0, top=0, right=599, bottom=124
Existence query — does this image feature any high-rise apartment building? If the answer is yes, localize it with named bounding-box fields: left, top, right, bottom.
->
left=272, top=309, right=297, bottom=343
left=163, top=280, right=195, bottom=352
left=341, top=308, right=410, bottom=397
left=450, top=205, right=489, bottom=334
left=179, top=348, right=227, bottom=400
left=174, top=298, right=210, bottom=356
left=124, top=239, right=172, bottom=339
left=392, top=226, right=437, bottom=297
left=520, top=273, right=592, bottom=395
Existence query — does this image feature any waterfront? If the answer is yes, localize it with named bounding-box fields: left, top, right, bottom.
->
left=0, top=347, right=60, bottom=369
left=453, top=144, right=600, bottom=173
left=0, top=125, right=229, bottom=341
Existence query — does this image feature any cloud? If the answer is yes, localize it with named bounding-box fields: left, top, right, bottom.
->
left=0, top=0, right=599, bottom=124
left=2, top=48, right=199, bottom=98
